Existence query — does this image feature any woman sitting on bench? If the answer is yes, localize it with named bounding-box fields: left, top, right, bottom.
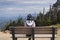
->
left=24, top=14, right=35, bottom=40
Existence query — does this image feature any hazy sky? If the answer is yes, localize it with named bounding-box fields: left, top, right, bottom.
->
left=0, top=0, right=57, bottom=18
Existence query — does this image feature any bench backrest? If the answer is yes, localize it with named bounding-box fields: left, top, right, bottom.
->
left=9, top=27, right=57, bottom=34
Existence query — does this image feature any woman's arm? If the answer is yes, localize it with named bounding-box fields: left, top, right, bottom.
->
left=24, top=21, right=27, bottom=27
left=32, top=21, right=35, bottom=27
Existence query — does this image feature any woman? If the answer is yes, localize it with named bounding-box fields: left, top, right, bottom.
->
left=24, top=14, right=35, bottom=40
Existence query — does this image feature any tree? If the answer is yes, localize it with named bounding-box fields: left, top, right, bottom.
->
left=57, top=10, right=60, bottom=23
left=35, top=11, right=52, bottom=26
left=35, top=12, right=43, bottom=26
left=16, top=18, right=24, bottom=26
left=4, top=17, right=24, bottom=31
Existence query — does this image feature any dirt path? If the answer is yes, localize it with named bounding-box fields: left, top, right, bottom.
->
left=0, top=29, right=60, bottom=40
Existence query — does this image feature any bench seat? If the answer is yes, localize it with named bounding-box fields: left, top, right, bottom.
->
left=12, top=34, right=57, bottom=38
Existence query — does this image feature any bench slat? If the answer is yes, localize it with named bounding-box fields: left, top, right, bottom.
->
left=11, top=34, right=57, bottom=38
left=10, top=27, right=57, bottom=34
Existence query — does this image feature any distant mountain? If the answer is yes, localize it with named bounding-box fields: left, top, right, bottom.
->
left=0, top=16, right=18, bottom=30
left=0, top=18, right=9, bottom=27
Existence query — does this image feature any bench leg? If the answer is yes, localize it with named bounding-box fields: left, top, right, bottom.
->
left=51, top=38, right=55, bottom=40
left=51, top=27, right=55, bottom=40
left=51, top=38, right=52, bottom=40
left=12, top=37, right=15, bottom=40
left=32, top=37, right=34, bottom=40
left=28, top=38, right=31, bottom=40
left=32, top=28, right=34, bottom=40
left=12, top=37, right=17, bottom=40
left=15, top=38, right=17, bottom=40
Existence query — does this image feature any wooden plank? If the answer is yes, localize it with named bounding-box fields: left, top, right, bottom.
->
left=10, top=34, right=57, bottom=38
left=10, top=30, right=57, bottom=34
left=14, top=31, right=52, bottom=34
left=15, top=28, right=52, bottom=31
left=10, top=27, right=52, bottom=29
left=9, top=27, right=57, bottom=31
left=10, top=28, right=57, bottom=34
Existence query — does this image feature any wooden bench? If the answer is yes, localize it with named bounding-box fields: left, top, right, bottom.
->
left=9, top=26, right=57, bottom=40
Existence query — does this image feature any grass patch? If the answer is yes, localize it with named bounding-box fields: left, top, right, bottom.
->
left=56, top=24, right=60, bottom=29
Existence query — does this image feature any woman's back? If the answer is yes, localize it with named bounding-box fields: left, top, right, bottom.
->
left=25, top=20, right=35, bottom=27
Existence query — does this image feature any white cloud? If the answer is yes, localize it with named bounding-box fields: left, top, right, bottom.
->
left=0, top=8, right=23, bottom=12
left=20, top=1, right=48, bottom=4
left=0, top=6, right=49, bottom=14
left=0, top=0, right=57, bottom=14
left=0, top=0, right=56, bottom=4
left=0, top=0, right=51, bottom=4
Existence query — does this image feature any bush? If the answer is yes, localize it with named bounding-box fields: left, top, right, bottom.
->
left=4, top=17, right=24, bottom=31
left=56, top=24, right=60, bottom=29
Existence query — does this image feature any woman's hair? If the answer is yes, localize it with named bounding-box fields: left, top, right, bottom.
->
left=27, top=14, right=33, bottom=20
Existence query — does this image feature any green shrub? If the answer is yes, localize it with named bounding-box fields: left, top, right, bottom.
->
left=56, top=24, right=60, bottom=29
